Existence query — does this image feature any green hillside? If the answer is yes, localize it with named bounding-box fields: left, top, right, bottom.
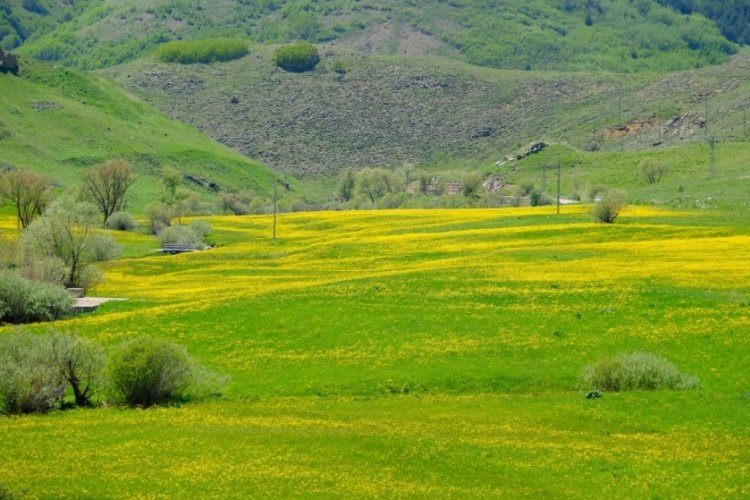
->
left=103, top=47, right=750, bottom=183
left=9, top=0, right=739, bottom=72
left=0, top=56, right=290, bottom=209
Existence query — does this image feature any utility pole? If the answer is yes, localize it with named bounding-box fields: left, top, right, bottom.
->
left=272, top=181, right=277, bottom=240
left=708, top=136, right=716, bottom=179
left=556, top=160, right=561, bottom=215
left=618, top=95, right=624, bottom=152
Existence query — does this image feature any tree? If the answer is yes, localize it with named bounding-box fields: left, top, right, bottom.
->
left=462, top=172, right=483, bottom=198
left=590, top=189, right=626, bottom=223
left=337, top=168, right=356, bottom=202
left=50, top=333, right=105, bottom=407
left=638, top=159, right=669, bottom=185
left=1, top=168, right=53, bottom=229
left=22, top=196, right=118, bottom=289
left=82, top=159, right=136, bottom=223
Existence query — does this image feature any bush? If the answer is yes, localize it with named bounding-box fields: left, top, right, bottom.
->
left=0, top=271, right=73, bottom=324
left=217, top=191, right=253, bottom=215
left=0, top=331, right=65, bottom=414
left=88, top=234, right=123, bottom=262
left=583, top=352, right=699, bottom=392
left=155, top=38, right=248, bottom=64
left=109, top=336, right=225, bottom=407
left=158, top=224, right=209, bottom=249
left=144, top=202, right=171, bottom=235
left=273, top=42, right=320, bottom=72
left=105, top=211, right=137, bottom=231
left=639, top=159, right=669, bottom=185
left=0, top=483, right=20, bottom=500
left=590, top=189, right=626, bottom=223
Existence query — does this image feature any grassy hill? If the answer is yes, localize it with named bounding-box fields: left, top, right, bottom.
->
left=1, top=206, right=748, bottom=496
left=0, top=56, right=295, bottom=209
left=103, top=47, right=750, bottom=186
left=9, top=0, right=739, bottom=72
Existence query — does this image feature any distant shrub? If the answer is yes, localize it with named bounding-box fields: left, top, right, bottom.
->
left=105, top=211, right=137, bottom=231
left=158, top=224, right=209, bottom=249
left=88, top=234, right=123, bottom=262
left=217, top=191, right=253, bottom=215
left=273, top=42, right=320, bottom=72
left=529, top=189, right=552, bottom=207
left=583, top=352, right=699, bottom=392
left=144, top=202, right=171, bottom=235
left=155, top=38, right=248, bottom=64
left=109, top=336, right=225, bottom=407
left=639, top=159, right=669, bottom=185
left=0, top=483, right=20, bottom=500
left=0, top=271, right=73, bottom=324
left=590, top=189, right=626, bottom=223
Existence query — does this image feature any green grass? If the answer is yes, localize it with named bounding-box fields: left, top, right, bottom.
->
left=0, top=58, right=297, bottom=209
left=0, top=206, right=748, bottom=496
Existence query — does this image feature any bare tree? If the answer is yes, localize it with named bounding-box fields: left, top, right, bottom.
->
left=82, top=159, right=136, bottom=223
left=1, top=168, right=53, bottom=229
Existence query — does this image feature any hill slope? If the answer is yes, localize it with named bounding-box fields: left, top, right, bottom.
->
left=11, top=0, right=738, bottom=72
left=104, top=48, right=750, bottom=178
left=0, top=57, right=285, bottom=208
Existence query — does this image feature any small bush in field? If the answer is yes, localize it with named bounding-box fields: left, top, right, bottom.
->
left=158, top=223, right=210, bottom=249
left=104, top=211, right=137, bottom=231
left=583, top=352, right=699, bottom=392
left=590, top=189, right=626, bottom=223
left=639, top=159, right=669, bottom=185
left=273, top=42, right=320, bottom=72
left=88, top=234, right=123, bottom=262
left=109, top=336, right=226, bottom=407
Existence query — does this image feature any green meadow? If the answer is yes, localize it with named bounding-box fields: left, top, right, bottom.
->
left=1, top=206, right=748, bottom=497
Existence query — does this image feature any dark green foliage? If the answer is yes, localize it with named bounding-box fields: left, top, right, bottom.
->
left=659, top=0, right=750, bottom=44
left=583, top=352, right=699, bottom=391
left=109, top=336, right=225, bottom=407
left=155, top=38, right=248, bottom=65
left=0, top=271, right=73, bottom=324
left=272, top=42, right=320, bottom=72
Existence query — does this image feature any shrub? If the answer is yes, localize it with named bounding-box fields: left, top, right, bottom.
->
left=88, top=234, right=123, bottom=262
left=109, top=336, right=225, bottom=407
left=590, top=189, right=626, bottom=223
left=0, top=271, right=73, bottom=324
left=0, top=483, right=20, bottom=500
left=217, top=191, right=253, bottom=215
left=105, top=211, right=137, bottom=231
left=155, top=38, right=248, bottom=64
left=158, top=223, right=209, bottom=249
left=639, top=159, right=669, bottom=185
left=144, top=202, right=171, bottom=234
left=49, top=332, right=106, bottom=407
left=0, top=331, right=65, bottom=414
left=272, top=42, right=320, bottom=72
left=583, top=352, right=699, bottom=392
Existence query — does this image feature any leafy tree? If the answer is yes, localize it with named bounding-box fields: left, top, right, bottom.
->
left=337, top=168, right=356, bottom=202
left=82, top=159, right=136, bottom=223
left=590, top=189, right=626, bottom=223
left=639, top=159, right=669, bottom=185
left=462, top=172, right=483, bottom=198
left=22, top=196, right=119, bottom=289
left=0, top=168, right=53, bottom=229
left=50, top=333, right=105, bottom=407
left=355, top=168, right=401, bottom=205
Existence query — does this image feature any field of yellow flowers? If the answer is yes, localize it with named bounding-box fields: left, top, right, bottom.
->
left=1, top=206, right=749, bottom=497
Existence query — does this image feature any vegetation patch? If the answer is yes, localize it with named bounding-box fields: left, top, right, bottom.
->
left=583, top=352, right=700, bottom=392
left=155, top=38, right=248, bottom=65
left=272, top=42, right=320, bottom=72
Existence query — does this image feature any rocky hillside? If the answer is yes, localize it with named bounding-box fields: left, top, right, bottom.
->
left=105, top=47, right=750, bottom=177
